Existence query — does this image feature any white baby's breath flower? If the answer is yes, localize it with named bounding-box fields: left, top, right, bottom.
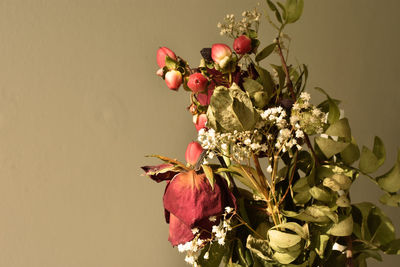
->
left=185, top=255, right=195, bottom=265
left=225, top=206, right=233, bottom=213
left=266, top=165, right=273, bottom=173
left=209, top=216, right=217, bottom=222
left=295, top=129, right=304, bottom=139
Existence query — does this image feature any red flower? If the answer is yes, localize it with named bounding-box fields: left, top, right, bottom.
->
left=142, top=165, right=236, bottom=246
left=164, top=170, right=235, bottom=245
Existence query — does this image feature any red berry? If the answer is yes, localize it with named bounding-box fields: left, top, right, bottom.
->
left=233, top=35, right=252, bottom=54
left=187, top=73, right=208, bottom=93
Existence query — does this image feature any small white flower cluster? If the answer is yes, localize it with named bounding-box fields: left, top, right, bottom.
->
left=259, top=106, right=302, bottom=153
left=211, top=206, right=234, bottom=246
left=178, top=207, right=235, bottom=266
left=260, top=106, right=288, bottom=129
left=197, top=128, right=268, bottom=162
left=217, top=9, right=261, bottom=37
left=291, top=92, right=326, bottom=135
left=178, top=234, right=206, bottom=266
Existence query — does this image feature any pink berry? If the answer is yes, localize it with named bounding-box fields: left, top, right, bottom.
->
left=165, top=70, right=182, bottom=90
left=211, top=43, right=232, bottom=67
left=157, top=47, right=176, bottom=68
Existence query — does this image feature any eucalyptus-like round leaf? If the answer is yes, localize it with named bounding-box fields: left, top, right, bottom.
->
left=268, top=230, right=302, bottom=249
left=327, top=215, right=353, bottom=236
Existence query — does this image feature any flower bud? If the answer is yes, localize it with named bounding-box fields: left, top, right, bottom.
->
left=187, top=73, right=208, bottom=93
left=156, top=68, right=164, bottom=77
left=189, top=104, right=197, bottom=115
left=185, top=142, right=203, bottom=166
left=157, top=47, right=177, bottom=68
left=211, top=43, right=232, bottom=68
left=194, top=114, right=207, bottom=131
left=233, top=35, right=252, bottom=55
left=165, top=70, right=182, bottom=90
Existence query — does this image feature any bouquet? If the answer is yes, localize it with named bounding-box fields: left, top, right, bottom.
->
left=142, top=1, right=400, bottom=266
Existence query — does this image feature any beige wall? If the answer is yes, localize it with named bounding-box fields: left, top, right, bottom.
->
left=0, top=0, right=399, bottom=266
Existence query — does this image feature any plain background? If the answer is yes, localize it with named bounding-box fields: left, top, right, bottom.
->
left=0, top=0, right=399, bottom=266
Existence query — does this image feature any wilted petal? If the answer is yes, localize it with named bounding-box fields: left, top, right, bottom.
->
left=141, top=164, right=179, bottom=183
left=168, top=213, right=194, bottom=246
left=163, top=170, right=225, bottom=227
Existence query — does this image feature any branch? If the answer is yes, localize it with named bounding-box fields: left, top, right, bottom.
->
left=276, top=38, right=295, bottom=100
left=346, top=236, right=354, bottom=267
left=276, top=37, right=320, bottom=164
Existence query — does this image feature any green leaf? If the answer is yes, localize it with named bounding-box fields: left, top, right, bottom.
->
left=323, top=174, right=352, bottom=191
left=246, top=235, right=272, bottom=261
left=379, top=193, right=400, bottom=207
left=314, top=87, right=340, bottom=124
left=209, top=84, right=256, bottom=132
left=325, top=118, right=351, bottom=140
left=340, top=140, right=360, bottom=165
left=336, top=195, right=351, bottom=207
left=268, top=230, right=301, bottom=250
left=381, top=239, right=400, bottom=254
left=352, top=202, right=396, bottom=247
left=243, top=78, right=264, bottom=94
left=327, top=215, right=353, bottom=236
left=197, top=242, right=229, bottom=267
left=293, top=191, right=311, bottom=204
left=255, top=43, right=276, bottom=62
left=284, top=205, right=338, bottom=224
left=202, top=165, right=215, bottom=190
left=271, top=64, right=285, bottom=90
left=315, top=137, right=349, bottom=159
left=324, top=251, right=346, bottom=267
left=255, top=66, right=275, bottom=96
left=270, top=222, right=308, bottom=240
left=373, top=136, right=386, bottom=167
left=377, top=149, right=400, bottom=193
left=276, top=2, right=287, bottom=21
left=367, top=205, right=395, bottom=246
left=165, top=55, right=177, bottom=70
left=217, top=165, right=260, bottom=193
left=327, top=98, right=340, bottom=124
left=359, top=137, right=386, bottom=174
left=293, top=176, right=310, bottom=192
left=309, top=186, right=332, bottom=202
left=237, top=239, right=251, bottom=267
left=359, top=146, right=380, bottom=174
left=266, top=0, right=283, bottom=23
left=243, top=78, right=269, bottom=108
left=315, top=234, right=329, bottom=258
left=273, top=249, right=301, bottom=265
left=285, top=0, right=304, bottom=23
